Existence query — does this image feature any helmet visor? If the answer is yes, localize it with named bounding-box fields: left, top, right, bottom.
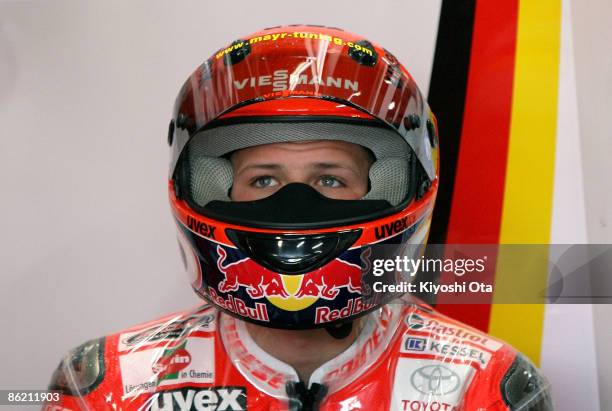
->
left=170, top=25, right=438, bottom=181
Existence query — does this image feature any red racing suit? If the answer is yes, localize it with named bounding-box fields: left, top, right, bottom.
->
left=45, top=299, right=552, bottom=411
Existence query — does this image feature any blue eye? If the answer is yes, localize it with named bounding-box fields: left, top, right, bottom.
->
left=318, top=176, right=343, bottom=188
left=252, top=176, right=279, bottom=188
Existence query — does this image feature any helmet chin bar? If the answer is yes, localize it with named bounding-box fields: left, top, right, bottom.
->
left=201, top=183, right=393, bottom=229
left=226, top=228, right=362, bottom=275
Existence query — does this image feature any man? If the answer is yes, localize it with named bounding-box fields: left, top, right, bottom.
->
left=46, top=25, right=552, bottom=410
left=230, top=139, right=373, bottom=384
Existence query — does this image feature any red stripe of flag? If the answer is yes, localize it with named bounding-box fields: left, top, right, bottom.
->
left=435, top=0, right=519, bottom=332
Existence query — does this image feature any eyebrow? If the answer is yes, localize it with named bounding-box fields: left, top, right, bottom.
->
left=311, top=163, right=360, bottom=174
left=241, top=164, right=283, bottom=171
left=239, top=162, right=361, bottom=174
left=312, top=163, right=344, bottom=169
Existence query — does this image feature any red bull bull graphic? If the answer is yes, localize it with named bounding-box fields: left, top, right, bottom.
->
left=212, top=244, right=372, bottom=323
left=216, top=246, right=289, bottom=299
left=294, top=258, right=362, bottom=300
left=177, top=220, right=411, bottom=328
left=216, top=245, right=363, bottom=301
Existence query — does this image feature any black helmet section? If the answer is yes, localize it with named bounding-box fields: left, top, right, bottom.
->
left=226, top=227, right=362, bottom=275
left=176, top=219, right=389, bottom=329
left=204, top=183, right=391, bottom=229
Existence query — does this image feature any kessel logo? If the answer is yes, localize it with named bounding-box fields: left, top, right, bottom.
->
left=410, top=365, right=461, bottom=396
left=150, top=386, right=247, bottom=411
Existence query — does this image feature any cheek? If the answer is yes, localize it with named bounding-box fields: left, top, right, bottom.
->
left=230, top=185, right=259, bottom=202
left=229, top=177, right=252, bottom=201
left=342, top=176, right=370, bottom=199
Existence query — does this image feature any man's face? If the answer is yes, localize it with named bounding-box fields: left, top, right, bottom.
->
left=230, top=140, right=372, bottom=201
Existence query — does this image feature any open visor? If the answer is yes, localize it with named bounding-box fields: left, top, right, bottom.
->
left=173, top=113, right=426, bottom=229
left=169, top=25, right=439, bottom=182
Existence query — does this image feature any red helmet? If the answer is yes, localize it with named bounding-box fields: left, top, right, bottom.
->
left=168, top=24, right=439, bottom=329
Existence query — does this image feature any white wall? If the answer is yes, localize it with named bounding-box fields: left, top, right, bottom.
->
left=2, top=1, right=610, bottom=409
left=569, top=0, right=612, bottom=407
left=0, top=0, right=441, bottom=395
left=540, top=3, right=600, bottom=408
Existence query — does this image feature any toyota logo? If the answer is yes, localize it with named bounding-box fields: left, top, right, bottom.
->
left=410, top=365, right=461, bottom=395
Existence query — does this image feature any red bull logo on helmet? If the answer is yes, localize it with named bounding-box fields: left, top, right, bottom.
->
left=214, top=245, right=364, bottom=313
left=315, top=297, right=375, bottom=325
left=208, top=288, right=270, bottom=322
left=293, top=258, right=362, bottom=300
left=216, top=246, right=289, bottom=299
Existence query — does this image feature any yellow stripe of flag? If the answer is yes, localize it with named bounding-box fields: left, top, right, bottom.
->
left=489, top=0, right=561, bottom=365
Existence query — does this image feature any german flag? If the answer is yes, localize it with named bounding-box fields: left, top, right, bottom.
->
left=428, top=0, right=561, bottom=366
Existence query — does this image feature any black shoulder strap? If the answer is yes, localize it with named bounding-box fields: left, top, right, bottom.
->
left=48, top=338, right=106, bottom=396
left=501, top=354, right=553, bottom=411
